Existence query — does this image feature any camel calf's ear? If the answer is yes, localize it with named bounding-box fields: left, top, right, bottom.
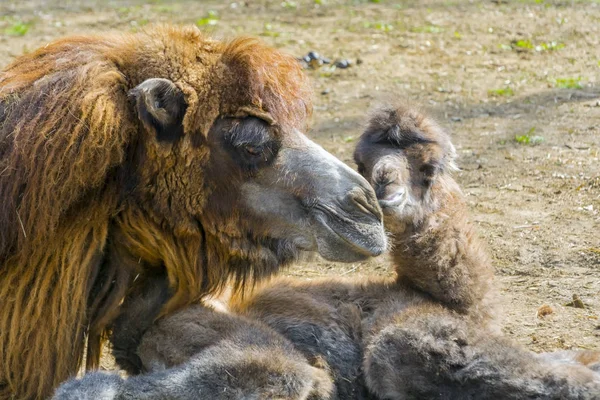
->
left=420, top=162, right=438, bottom=185
left=129, top=78, right=187, bottom=143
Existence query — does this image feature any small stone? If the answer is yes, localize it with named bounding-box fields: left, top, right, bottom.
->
left=307, top=51, right=320, bottom=60
left=320, top=88, right=330, bottom=95
left=334, top=59, right=351, bottom=69
left=308, top=58, right=323, bottom=69
left=530, top=335, right=538, bottom=343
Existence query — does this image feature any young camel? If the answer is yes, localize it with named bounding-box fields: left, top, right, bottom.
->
left=230, top=103, right=599, bottom=399
left=53, top=103, right=599, bottom=399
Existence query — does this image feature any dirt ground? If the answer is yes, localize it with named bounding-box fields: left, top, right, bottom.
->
left=1, top=0, right=598, bottom=359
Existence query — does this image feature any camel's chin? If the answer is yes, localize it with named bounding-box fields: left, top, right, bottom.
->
left=380, top=206, right=420, bottom=238
left=312, top=213, right=387, bottom=262
left=381, top=202, right=413, bottom=223
left=381, top=205, right=402, bottom=219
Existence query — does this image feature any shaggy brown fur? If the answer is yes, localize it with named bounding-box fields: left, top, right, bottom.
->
left=0, top=25, right=387, bottom=400
left=362, top=305, right=600, bottom=399
left=356, top=103, right=496, bottom=324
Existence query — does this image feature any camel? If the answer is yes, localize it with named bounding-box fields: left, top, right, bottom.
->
left=52, top=102, right=599, bottom=399
left=0, top=25, right=386, bottom=400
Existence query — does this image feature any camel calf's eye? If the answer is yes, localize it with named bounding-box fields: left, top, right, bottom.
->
left=357, top=163, right=366, bottom=175
left=245, top=145, right=261, bottom=157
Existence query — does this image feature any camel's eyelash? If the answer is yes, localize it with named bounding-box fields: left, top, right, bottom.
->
left=373, top=126, right=433, bottom=149
left=227, top=118, right=274, bottom=149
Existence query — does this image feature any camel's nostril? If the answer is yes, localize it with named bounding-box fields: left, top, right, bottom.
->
left=349, top=187, right=383, bottom=222
left=374, top=176, right=393, bottom=188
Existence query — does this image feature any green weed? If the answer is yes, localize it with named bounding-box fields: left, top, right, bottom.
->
left=513, top=39, right=534, bottom=50
left=515, top=128, right=543, bottom=145
left=4, top=21, right=30, bottom=36
left=500, top=39, right=565, bottom=52
left=554, top=77, right=582, bottom=89
left=535, top=41, right=565, bottom=51
left=196, top=10, right=219, bottom=27
left=488, top=87, right=514, bottom=97
left=261, top=23, right=281, bottom=37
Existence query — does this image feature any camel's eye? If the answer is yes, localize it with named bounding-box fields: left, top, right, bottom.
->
left=215, top=116, right=280, bottom=174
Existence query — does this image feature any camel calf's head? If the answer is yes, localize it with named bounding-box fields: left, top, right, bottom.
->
left=354, top=103, right=457, bottom=226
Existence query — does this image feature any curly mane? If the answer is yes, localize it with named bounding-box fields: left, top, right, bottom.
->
left=220, top=37, right=312, bottom=131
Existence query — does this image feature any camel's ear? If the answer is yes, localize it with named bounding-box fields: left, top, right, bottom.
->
left=421, top=141, right=458, bottom=188
left=129, top=78, right=187, bottom=143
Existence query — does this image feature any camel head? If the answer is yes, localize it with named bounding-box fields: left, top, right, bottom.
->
left=123, top=28, right=386, bottom=279
left=353, top=103, right=458, bottom=228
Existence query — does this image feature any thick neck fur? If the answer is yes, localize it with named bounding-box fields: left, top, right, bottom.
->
left=389, top=175, right=496, bottom=324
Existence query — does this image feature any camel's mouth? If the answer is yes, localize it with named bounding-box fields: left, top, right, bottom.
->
left=378, top=188, right=408, bottom=210
left=312, top=208, right=386, bottom=262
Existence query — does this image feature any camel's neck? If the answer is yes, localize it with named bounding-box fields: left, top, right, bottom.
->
left=390, top=180, right=466, bottom=258
left=388, top=180, right=495, bottom=321
left=391, top=192, right=470, bottom=276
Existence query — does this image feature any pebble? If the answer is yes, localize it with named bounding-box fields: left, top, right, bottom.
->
left=309, top=58, right=323, bottom=69
left=335, top=59, right=351, bottom=69
left=307, top=51, right=320, bottom=61
left=299, top=52, right=356, bottom=70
